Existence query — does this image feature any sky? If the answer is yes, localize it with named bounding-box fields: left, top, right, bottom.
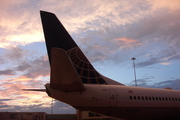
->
left=0, top=0, right=180, bottom=114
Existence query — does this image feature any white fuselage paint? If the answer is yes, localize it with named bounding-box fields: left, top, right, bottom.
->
left=45, top=83, right=180, bottom=120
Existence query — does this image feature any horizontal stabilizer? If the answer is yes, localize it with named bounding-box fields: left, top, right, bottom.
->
left=22, top=89, right=46, bottom=92
left=50, top=47, right=85, bottom=92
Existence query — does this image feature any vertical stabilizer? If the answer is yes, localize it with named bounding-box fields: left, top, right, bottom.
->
left=40, top=11, right=107, bottom=87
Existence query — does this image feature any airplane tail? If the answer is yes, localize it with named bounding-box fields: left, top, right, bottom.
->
left=40, top=11, right=107, bottom=92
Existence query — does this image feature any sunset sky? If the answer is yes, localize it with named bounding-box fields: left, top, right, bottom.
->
left=0, top=0, right=180, bottom=114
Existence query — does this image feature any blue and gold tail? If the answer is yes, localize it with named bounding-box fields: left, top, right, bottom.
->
left=40, top=11, right=107, bottom=91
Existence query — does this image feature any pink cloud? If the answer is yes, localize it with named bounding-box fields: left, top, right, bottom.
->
left=160, top=62, right=171, bottom=65
left=114, top=37, right=136, bottom=43
left=0, top=78, right=50, bottom=107
left=149, top=0, right=180, bottom=12
left=113, top=37, right=143, bottom=49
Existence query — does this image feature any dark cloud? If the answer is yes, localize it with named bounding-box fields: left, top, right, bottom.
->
left=0, top=104, right=49, bottom=113
left=0, top=100, right=75, bottom=114
left=135, top=48, right=180, bottom=68
left=0, top=45, right=49, bottom=78
left=154, top=79, right=180, bottom=90
left=0, top=69, right=15, bottom=75
left=0, top=99, right=13, bottom=101
left=136, top=57, right=160, bottom=68
left=23, top=56, right=49, bottom=78
left=15, top=62, right=32, bottom=71
left=0, top=55, right=49, bottom=78
left=0, top=99, right=13, bottom=109
left=128, top=78, right=180, bottom=90
left=5, top=47, right=24, bottom=62
left=0, top=104, right=9, bottom=108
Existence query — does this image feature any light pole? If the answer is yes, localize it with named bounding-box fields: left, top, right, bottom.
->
left=131, top=57, right=137, bottom=87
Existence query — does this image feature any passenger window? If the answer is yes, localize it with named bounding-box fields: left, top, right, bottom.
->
left=175, top=98, right=177, bottom=101
left=162, top=97, right=164, bottom=100
left=156, top=97, right=158, bottom=100
left=159, top=97, right=161, bottom=100
left=142, top=96, right=144, bottom=100
left=165, top=97, right=168, bottom=101
left=145, top=96, right=148, bottom=100
left=149, top=97, right=151, bottom=100
left=134, top=96, right=136, bottom=100
left=172, top=98, right=174, bottom=101
left=152, top=97, right=155, bottom=100
left=138, top=96, right=140, bottom=100
left=169, top=97, right=171, bottom=101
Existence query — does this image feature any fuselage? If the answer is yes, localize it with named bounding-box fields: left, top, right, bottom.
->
left=45, top=83, right=180, bottom=120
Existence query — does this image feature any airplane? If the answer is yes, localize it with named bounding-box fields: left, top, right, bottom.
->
left=23, top=11, right=180, bottom=120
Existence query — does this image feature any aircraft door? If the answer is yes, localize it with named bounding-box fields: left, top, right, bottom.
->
left=109, top=90, right=117, bottom=107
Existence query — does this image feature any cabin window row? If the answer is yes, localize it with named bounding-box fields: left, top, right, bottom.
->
left=129, top=96, right=180, bottom=101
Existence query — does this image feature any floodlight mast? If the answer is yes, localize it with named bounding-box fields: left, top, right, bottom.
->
left=131, top=57, right=137, bottom=87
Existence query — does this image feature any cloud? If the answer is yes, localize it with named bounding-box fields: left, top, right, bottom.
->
left=0, top=69, right=15, bottom=75
left=1, top=97, right=75, bottom=114
left=0, top=0, right=43, bottom=48
left=0, top=45, right=50, bottom=112
left=129, top=78, right=180, bottom=90
left=108, top=9, right=180, bottom=67
left=0, top=105, right=9, bottom=108
left=0, top=0, right=180, bottom=114
left=1, top=0, right=179, bottom=67
left=22, top=56, right=50, bottom=78
left=66, top=1, right=180, bottom=68
left=0, top=98, right=75, bottom=114
left=0, top=99, right=13, bottom=101
left=160, top=62, right=171, bottom=65
left=5, top=47, right=24, bottom=62
left=135, top=48, right=180, bottom=68
left=15, top=62, right=31, bottom=71
left=0, top=0, right=27, bottom=11
left=0, top=45, right=49, bottom=78
left=149, top=0, right=180, bottom=12
left=113, top=37, right=143, bottom=49
left=52, top=100, right=76, bottom=114
left=154, top=79, right=180, bottom=90
left=0, top=81, right=52, bottom=111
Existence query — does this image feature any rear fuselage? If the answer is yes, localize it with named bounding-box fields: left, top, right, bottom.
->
left=45, top=83, right=180, bottom=120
